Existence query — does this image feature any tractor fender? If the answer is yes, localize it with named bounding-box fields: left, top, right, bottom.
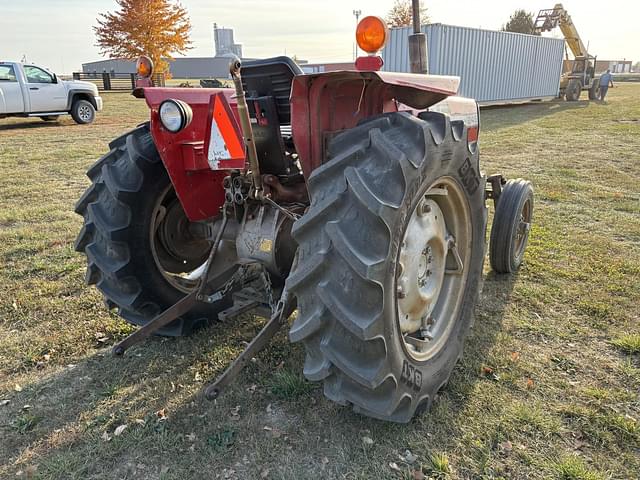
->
left=141, top=87, right=243, bottom=221
left=290, top=70, right=460, bottom=174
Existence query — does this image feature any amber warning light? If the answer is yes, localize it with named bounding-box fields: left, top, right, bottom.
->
left=136, top=56, right=154, bottom=78
left=356, top=16, right=389, bottom=54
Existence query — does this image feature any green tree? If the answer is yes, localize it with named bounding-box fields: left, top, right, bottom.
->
left=502, top=9, right=539, bottom=35
left=94, top=0, right=192, bottom=76
left=386, top=0, right=430, bottom=28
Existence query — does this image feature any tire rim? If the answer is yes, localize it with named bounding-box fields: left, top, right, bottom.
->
left=79, top=104, right=92, bottom=122
left=150, top=184, right=211, bottom=293
left=396, top=177, right=472, bottom=362
left=514, top=197, right=532, bottom=259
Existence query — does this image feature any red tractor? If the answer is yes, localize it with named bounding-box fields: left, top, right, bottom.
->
left=75, top=15, right=533, bottom=422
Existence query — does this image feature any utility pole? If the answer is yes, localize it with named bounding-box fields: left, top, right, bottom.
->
left=353, top=9, right=362, bottom=60
left=408, top=0, right=428, bottom=73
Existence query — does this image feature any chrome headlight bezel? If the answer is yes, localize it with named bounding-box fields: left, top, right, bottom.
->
left=159, top=99, right=193, bottom=133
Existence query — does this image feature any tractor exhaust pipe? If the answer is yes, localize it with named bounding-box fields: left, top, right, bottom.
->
left=229, top=57, right=263, bottom=198
left=408, top=0, right=428, bottom=74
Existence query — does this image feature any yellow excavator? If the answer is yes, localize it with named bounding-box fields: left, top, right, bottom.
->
left=534, top=3, right=600, bottom=101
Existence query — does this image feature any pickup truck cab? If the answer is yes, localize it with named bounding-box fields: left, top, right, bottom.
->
left=0, top=62, right=103, bottom=124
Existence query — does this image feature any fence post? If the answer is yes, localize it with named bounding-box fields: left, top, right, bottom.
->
left=102, top=72, right=111, bottom=90
left=130, top=73, right=136, bottom=89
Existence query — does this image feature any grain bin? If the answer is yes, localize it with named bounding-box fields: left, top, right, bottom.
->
left=381, top=24, right=565, bottom=105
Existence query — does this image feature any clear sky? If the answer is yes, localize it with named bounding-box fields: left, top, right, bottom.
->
left=1, top=0, right=638, bottom=74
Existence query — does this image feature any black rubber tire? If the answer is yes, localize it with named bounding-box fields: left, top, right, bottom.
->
left=489, top=179, right=534, bottom=274
left=588, top=80, right=600, bottom=101
left=40, top=115, right=60, bottom=122
left=71, top=99, right=96, bottom=124
left=287, top=112, right=487, bottom=422
left=565, top=79, right=582, bottom=102
left=74, top=123, right=232, bottom=335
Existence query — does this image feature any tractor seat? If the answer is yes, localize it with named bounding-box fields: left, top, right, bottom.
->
left=240, top=56, right=303, bottom=126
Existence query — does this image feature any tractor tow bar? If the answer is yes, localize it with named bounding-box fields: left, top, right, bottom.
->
left=111, top=210, right=230, bottom=356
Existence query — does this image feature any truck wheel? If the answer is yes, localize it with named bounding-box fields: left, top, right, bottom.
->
left=489, top=179, right=534, bottom=274
left=74, top=123, right=235, bottom=335
left=288, top=112, right=487, bottom=422
left=588, top=80, right=600, bottom=100
left=71, top=99, right=96, bottom=124
left=565, top=79, right=581, bottom=101
left=40, top=115, right=60, bottom=122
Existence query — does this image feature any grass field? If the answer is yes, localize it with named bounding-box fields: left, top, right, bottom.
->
left=1, top=86, right=639, bottom=479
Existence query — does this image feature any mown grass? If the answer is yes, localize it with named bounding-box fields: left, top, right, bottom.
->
left=0, top=86, right=639, bottom=479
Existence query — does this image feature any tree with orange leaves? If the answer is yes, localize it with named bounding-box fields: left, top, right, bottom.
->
left=94, top=0, right=192, bottom=76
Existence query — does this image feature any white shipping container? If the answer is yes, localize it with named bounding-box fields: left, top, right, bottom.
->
left=381, top=24, right=566, bottom=105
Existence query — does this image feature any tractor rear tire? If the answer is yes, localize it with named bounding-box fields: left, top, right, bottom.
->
left=489, top=179, right=534, bottom=274
left=74, top=123, right=233, bottom=335
left=288, top=112, right=487, bottom=422
left=588, top=80, right=600, bottom=100
left=565, top=79, right=582, bottom=101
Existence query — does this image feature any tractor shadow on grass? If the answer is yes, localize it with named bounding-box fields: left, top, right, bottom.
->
left=481, top=99, right=589, bottom=132
left=0, top=270, right=520, bottom=479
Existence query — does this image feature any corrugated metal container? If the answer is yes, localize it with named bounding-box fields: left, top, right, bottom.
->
left=381, top=24, right=565, bottom=105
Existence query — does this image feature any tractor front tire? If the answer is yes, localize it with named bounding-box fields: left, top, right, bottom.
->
left=288, top=112, right=487, bottom=422
left=489, top=179, right=534, bottom=274
left=74, top=123, right=233, bottom=335
left=565, top=79, right=582, bottom=101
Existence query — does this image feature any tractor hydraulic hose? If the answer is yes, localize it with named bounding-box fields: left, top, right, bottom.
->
left=229, top=58, right=263, bottom=198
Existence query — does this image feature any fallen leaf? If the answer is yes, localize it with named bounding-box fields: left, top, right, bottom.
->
left=247, top=384, right=257, bottom=393
left=156, top=409, right=167, bottom=420
left=14, top=384, right=22, bottom=392
left=186, top=433, right=196, bottom=442
left=526, top=378, right=535, bottom=390
left=21, top=405, right=31, bottom=410
left=170, top=382, right=176, bottom=393
left=500, top=440, right=513, bottom=452
left=510, top=351, right=520, bottom=361
left=101, top=431, right=112, bottom=442
left=24, top=465, right=37, bottom=479
left=260, top=468, right=270, bottom=478
left=114, top=424, right=127, bottom=436
left=266, top=403, right=273, bottom=414
left=230, top=405, right=241, bottom=421
left=160, top=466, right=169, bottom=474
left=481, top=366, right=493, bottom=375
left=134, top=419, right=145, bottom=426
left=12, top=300, right=18, bottom=311
left=362, top=436, right=374, bottom=445
left=412, top=470, right=425, bottom=480
left=388, top=462, right=401, bottom=472
left=321, top=457, right=329, bottom=470
left=402, top=450, right=418, bottom=464
left=194, top=372, right=202, bottom=382
left=43, top=354, right=50, bottom=362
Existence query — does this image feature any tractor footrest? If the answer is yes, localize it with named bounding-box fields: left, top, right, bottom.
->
left=218, top=288, right=272, bottom=321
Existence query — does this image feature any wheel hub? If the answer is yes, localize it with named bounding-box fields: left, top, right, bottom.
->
left=397, top=198, right=447, bottom=334
left=395, top=179, right=472, bottom=362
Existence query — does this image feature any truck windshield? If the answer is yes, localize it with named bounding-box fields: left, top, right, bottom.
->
left=0, top=65, right=17, bottom=82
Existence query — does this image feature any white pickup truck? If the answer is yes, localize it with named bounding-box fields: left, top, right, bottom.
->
left=0, top=62, right=103, bottom=124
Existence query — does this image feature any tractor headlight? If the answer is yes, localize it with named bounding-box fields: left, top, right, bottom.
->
left=159, top=99, right=192, bottom=133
